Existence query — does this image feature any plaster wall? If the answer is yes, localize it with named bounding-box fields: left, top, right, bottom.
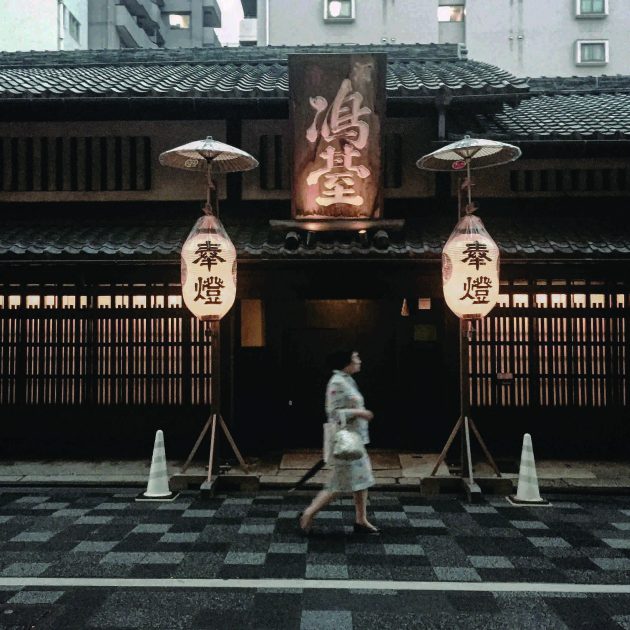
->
left=459, top=158, right=630, bottom=198
left=0, top=121, right=226, bottom=204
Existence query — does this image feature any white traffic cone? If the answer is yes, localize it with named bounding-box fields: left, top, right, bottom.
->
left=507, top=433, right=550, bottom=506
left=136, top=430, right=179, bottom=502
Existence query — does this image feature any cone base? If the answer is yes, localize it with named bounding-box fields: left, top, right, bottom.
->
left=507, top=494, right=551, bottom=507
left=135, top=491, right=180, bottom=502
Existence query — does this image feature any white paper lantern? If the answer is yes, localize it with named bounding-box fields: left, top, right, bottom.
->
left=181, top=214, right=237, bottom=321
left=442, top=215, right=500, bottom=319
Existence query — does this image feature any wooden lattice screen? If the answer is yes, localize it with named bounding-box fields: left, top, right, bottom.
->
left=0, top=287, right=212, bottom=406
left=470, top=282, right=628, bottom=408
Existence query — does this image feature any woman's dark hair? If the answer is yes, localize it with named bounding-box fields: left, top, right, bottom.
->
left=327, top=349, right=356, bottom=371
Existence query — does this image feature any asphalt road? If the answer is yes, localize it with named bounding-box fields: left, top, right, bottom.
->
left=0, top=486, right=629, bottom=629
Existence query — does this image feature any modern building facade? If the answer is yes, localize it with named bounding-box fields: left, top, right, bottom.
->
left=246, top=0, right=624, bottom=77
left=0, top=0, right=222, bottom=52
left=88, top=0, right=222, bottom=49
left=0, top=44, right=628, bottom=463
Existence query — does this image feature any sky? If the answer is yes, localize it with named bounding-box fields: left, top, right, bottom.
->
left=215, top=0, right=245, bottom=46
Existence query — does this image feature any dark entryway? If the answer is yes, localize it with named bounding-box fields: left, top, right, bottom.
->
left=235, top=299, right=451, bottom=454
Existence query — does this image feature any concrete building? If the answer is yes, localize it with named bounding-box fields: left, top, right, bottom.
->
left=245, top=0, right=623, bottom=77
left=88, top=0, right=222, bottom=49
left=0, top=0, right=88, bottom=52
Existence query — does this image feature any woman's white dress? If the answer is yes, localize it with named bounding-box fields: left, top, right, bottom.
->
left=325, top=370, right=375, bottom=493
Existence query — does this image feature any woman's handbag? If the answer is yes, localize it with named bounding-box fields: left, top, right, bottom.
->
left=332, top=427, right=364, bottom=461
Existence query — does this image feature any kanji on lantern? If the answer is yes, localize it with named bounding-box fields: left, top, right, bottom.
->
left=461, top=241, right=492, bottom=270
left=460, top=276, right=493, bottom=304
left=192, top=241, right=226, bottom=269
left=194, top=276, right=226, bottom=304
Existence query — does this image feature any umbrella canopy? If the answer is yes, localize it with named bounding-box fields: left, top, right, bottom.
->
left=416, top=136, right=521, bottom=172
left=159, top=136, right=259, bottom=174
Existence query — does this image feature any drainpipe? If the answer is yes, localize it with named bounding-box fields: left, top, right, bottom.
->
left=265, top=0, right=270, bottom=45
left=57, top=0, right=64, bottom=50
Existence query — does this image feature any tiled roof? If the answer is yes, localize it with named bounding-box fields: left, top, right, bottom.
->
left=0, top=44, right=527, bottom=99
left=0, top=221, right=188, bottom=258
left=528, top=75, right=630, bottom=95
left=449, top=91, right=630, bottom=141
left=0, top=215, right=628, bottom=261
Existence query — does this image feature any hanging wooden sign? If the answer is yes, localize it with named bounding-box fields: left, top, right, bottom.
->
left=289, top=53, right=385, bottom=221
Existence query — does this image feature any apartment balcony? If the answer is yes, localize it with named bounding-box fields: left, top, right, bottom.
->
left=239, top=17, right=257, bottom=44
left=115, top=3, right=158, bottom=48
left=202, top=0, right=221, bottom=28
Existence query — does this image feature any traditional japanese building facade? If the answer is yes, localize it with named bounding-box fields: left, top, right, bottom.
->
left=0, top=44, right=628, bottom=461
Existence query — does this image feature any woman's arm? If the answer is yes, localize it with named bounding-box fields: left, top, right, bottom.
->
left=326, top=376, right=373, bottom=424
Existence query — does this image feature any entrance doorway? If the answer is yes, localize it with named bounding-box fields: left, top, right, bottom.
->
left=264, top=299, right=448, bottom=452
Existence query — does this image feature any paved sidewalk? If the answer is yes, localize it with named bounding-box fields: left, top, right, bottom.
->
left=1, top=452, right=630, bottom=492
left=0, top=487, right=629, bottom=629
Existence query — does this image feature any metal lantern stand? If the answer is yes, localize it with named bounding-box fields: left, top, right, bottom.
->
left=416, top=137, right=521, bottom=500
left=178, top=184, right=249, bottom=493
left=180, top=316, right=249, bottom=490
left=159, top=137, right=258, bottom=493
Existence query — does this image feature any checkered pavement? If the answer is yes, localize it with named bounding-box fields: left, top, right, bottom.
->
left=0, top=487, right=629, bottom=629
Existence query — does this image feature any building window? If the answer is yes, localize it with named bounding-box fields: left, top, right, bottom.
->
left=323, top=0, right=355, bottom=22
left=437, top=5, right=465, bottom=22
left=576, top=40, right=608, bottom=64
left=576, top=0, right=608, bottom=17
left=67, top=10, right=80, bottom=41
left=168, top=13, right=191, bottom=29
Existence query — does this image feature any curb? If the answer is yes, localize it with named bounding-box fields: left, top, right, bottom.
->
left=2, top=477, right=630, bottom=496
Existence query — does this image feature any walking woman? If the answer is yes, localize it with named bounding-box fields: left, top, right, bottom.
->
left=299, top=350, right=378, bottom=534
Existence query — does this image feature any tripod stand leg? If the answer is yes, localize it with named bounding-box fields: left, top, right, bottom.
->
left=464, top=417, right=474, bottom=484
left=218, top=415, right=249, bottom=473
left=180, top=415, right=213, bottom=474
left=431, top=416, right=463, bottom=476
left=468, top=416, right=502, bottom=477
left=206, top=414, right=218, bottom=483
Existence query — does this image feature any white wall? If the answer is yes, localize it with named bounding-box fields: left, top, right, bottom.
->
left=257, top=0, right=439, bottom=46
left=256, top=0, right=626, bottom=77
left=0, top=0, right=59, bottom=51
left=0, top=0, right=88, bottom=52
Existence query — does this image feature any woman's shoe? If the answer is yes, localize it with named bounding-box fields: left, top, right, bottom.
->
left=353, top=522, right=379, bottom=535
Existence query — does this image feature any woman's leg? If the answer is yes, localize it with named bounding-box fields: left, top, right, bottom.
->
left=354, top=489, right=368, bottom=524
left=300, top=490, right=337, bottom=530
left=353, top=489, right=377, bottom=530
